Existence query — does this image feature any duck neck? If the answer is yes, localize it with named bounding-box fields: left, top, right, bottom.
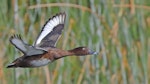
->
left=52, top=48, right=86, bottom=60
left=52, top=49, right=74, bottom=60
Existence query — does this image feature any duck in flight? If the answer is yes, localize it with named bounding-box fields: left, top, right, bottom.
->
left=7, top=12, right=97, bottom=68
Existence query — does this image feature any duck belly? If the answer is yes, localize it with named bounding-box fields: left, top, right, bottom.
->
left=30, top=58, right=51, bottom=67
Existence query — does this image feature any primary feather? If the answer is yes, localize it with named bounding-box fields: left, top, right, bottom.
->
left=34, top=13, right=66, bottom=47
left=10, top=35, right=45, bottom=56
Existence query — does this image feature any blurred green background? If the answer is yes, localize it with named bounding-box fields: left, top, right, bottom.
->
left=0, top=0, right=150, bottom=84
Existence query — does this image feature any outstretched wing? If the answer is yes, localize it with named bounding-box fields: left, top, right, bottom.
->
left=34, top=12, right=66, bottom=48
left=10, top=35, right=46, bottom=56
left=10, top=35, right=28, bottom=54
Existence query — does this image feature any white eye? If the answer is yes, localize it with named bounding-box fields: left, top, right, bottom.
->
left=82, top=48, right=85, bottom=50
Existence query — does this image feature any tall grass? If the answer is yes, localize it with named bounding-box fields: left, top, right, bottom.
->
left=0, top=0, right=150, bottom=84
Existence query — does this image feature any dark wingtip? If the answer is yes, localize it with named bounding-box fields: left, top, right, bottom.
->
left=6, top=63, right=16, bottom=68
left=9, top=34, right=22, bottom=43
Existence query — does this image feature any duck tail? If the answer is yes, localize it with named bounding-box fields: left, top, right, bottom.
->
left=6, top=63, right=16, bottom=68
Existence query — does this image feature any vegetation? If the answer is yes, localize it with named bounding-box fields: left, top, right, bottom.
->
left=0, top=0, right=150, bottom=84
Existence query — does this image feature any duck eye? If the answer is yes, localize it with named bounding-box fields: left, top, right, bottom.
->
left=82, top=48, right=85, bottom=50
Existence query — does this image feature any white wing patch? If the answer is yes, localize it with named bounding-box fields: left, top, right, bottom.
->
left=34, top=13, right=66, bottom=46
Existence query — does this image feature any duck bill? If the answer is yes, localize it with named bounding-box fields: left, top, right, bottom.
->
left=89, top=50, right=98, bottom=55
left=7, top=63, right=16, bottom=68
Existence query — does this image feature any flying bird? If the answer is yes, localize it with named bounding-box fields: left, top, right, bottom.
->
left=7, top=12, right=97, bottom=68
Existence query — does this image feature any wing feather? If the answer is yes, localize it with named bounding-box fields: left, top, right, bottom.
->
left=10, top=35, right=46, bottom=56
left=34, top=13, right=66, bottom=47
left=10, top=35, right=28, bottom=54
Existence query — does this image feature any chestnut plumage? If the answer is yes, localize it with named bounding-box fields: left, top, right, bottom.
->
left=7, top=12, right=97, bottom=68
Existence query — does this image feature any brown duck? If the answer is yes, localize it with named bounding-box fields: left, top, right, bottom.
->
left=7, top=12, right=97, bottom=68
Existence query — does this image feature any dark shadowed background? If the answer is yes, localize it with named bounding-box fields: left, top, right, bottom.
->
left=0, top=0, right=150, bottom=84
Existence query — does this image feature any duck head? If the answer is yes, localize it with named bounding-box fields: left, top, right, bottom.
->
left=69, top=47, right=97, bottom=56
